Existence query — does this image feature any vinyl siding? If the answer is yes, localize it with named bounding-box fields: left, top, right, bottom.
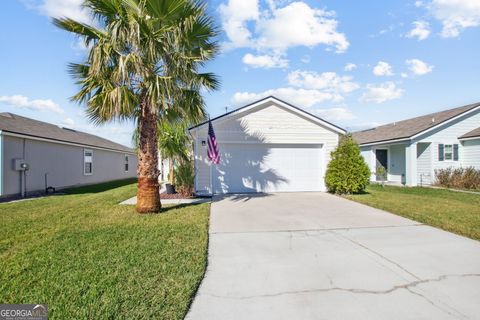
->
left=0, top=132, right=3, bottom=196
left=416, top=109, right=480, bottom=173
left=360, top=147, right=375, bottom=181
left=192, top=103, right=340, bottom=194
left=463, top=139, right=480, bottom=169
left=417, top=142, right=432, bottom=185
left=2, top=136, right=137, bottom=197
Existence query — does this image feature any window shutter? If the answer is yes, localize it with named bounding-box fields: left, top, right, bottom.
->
left=438, top=144, right=444, bottom=161
left=453, top=144, right=459, bottom=161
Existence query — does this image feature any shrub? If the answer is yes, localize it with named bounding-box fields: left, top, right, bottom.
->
left=175, top=161, right=195, bottom=197
left=434, top=167, right=480, bottom=190
left=325, top=134, right=371, bottom=194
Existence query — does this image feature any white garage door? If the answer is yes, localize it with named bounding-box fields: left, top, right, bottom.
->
left=213, top=143, right=324, bottom=193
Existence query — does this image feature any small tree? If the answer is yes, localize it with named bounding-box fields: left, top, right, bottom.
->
left=376, top=165, right=387, bottom=187
left=325, top=134, right=370, bottom=194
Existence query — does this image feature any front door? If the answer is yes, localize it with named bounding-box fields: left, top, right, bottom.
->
left=375, top=149, right=388, bottom=181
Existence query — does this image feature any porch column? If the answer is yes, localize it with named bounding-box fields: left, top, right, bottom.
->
left=405, top=142, right=417, bottom=186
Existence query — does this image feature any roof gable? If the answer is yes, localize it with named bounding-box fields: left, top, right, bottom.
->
left=0, top=112, right=134, bottom=153
left=352, top=102, right=480, bottom=145
left=459, top=127, right=480, bottom=140
left=189, top=96, right=346, bottom=135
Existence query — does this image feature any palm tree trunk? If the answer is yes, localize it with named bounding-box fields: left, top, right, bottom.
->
left=136, top=98, right=161, bottom=213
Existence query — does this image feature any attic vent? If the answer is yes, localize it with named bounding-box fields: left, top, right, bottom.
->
left=431, top=117, right=435, bottom=123
left=393, top=122, right=396, bottom=126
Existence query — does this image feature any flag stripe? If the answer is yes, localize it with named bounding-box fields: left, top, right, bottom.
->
left=207, top=120, right=220, bottom=164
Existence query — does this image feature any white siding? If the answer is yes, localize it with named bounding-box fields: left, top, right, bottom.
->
left=416, top=109, right=480, bottom=173
left=192, top=102, right=340, bottom=194
left=360, top=147, right=375, bottom=181
left=463, top=139, right=480, bottom=169
left=417, top=142, right=432, bottom=185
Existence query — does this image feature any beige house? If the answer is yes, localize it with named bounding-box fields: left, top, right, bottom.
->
left=0, top=112, right=138, bottom=198
left=189, top=96, right=346, bottom=194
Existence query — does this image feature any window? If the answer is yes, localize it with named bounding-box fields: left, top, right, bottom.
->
left=84, top=149, right=93, bottom=175
left=124, top=155, right=129, bottom=172
left=444, top=144, right=453, bottom=160
left=438, top=144, right=459, bottom=161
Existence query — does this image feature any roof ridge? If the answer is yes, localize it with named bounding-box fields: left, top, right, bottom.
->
left=355, top=101, right=480, bottom=133
left=0, top=112, right=134, bottom=152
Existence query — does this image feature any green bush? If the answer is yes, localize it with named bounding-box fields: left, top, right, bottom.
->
left=434, top=167, right=480, bottom=190
left=325, top=134, right=371, bottom=194
left=175, top=161, right=195, bottom=197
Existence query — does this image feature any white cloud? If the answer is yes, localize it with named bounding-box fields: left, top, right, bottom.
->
left=61, top=117, right=75, bottom=127
left=233, top=88, right=343, bottom=108
left=401, top=72, right=409, bottom=78
left=344, top=63, right=357, bottom=71
left=360, top=82, right=403, bottom=104
left=415, top=1, right=424, bottom=7
left=219, top=0, right=349, bottom=61
left=232, top=68, right=360, bottom=109
left=218, top=0, right=259, bottom=48
left=0, top=95, right=64, bottom=114
left=242, top=53, right=288, bottom=68
left=287, top=70, right=359, bottom=93
left=427, top=0, right=480, bottom=37
left=255, top=2, right=349, bottom=53
left=406, top=21, right=431, bottom=40
left=406, top=58, right=434, bottom=75
left=373, top=61, right=394, bottom=76
left=301, top=55, right=311, bottom=64
left=39, top=0, right=91, bottom=23
left=313, top=107, right=356, bottom=121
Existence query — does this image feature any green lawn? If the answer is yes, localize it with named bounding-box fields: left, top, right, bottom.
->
left=0, top=180, right=209, bottom=319
left=347, top=184, right=480, bottom=240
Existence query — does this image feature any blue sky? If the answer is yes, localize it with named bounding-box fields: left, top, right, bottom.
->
left=1, top=0, right=479, bottom=147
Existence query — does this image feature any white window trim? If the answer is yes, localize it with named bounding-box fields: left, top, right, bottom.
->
left=443, top=144, right=454, bottom=162
left=84, top=149, right=93, bottom=176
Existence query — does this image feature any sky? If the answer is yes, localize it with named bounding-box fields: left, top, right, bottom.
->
left=1, top=0, right=479, bottom=147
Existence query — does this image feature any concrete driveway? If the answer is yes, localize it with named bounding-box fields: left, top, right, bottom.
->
left=187, top=192, right=480, bottom=320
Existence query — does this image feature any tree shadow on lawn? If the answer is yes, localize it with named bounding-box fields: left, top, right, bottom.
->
left=63, top=178, right=137, bottom=195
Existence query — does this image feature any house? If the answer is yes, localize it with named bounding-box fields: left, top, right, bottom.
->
left=352, top=102, right=480, bottom=186
left=0, top=112, right=138, bottom=198
left=189, top=96, right=346, bottom=194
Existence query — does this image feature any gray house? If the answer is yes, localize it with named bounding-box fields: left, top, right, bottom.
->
left=0, top=112, right=138, bottom=198
left=353, top=102, right=480, bottom=186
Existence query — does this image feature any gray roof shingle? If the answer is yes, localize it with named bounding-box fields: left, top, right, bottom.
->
left=352, top=102, right=480, bottom=145
left=459, top=127, right=480, bottom=139
left=0, top=112, right=134, bottom=153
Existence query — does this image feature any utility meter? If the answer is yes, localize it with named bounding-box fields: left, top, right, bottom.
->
left=13, top=159, right=29, bottom=171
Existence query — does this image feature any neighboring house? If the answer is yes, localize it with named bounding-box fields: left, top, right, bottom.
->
left=189, top=96, right=346, bottom=194
left=0, top=112, right=138, bottom=198
left=352, top=102, right=480, bottom=186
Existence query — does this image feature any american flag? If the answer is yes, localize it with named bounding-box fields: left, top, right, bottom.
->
left=207, top=120, right=220, bottom=164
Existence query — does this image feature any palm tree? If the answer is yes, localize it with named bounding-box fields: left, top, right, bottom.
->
left=158, top=120, right=191, bottom=184
left=54, top=0, right=219, bottom=213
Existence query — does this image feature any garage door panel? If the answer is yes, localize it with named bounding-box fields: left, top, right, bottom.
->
left=213, top=144, right=324, bottom=193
